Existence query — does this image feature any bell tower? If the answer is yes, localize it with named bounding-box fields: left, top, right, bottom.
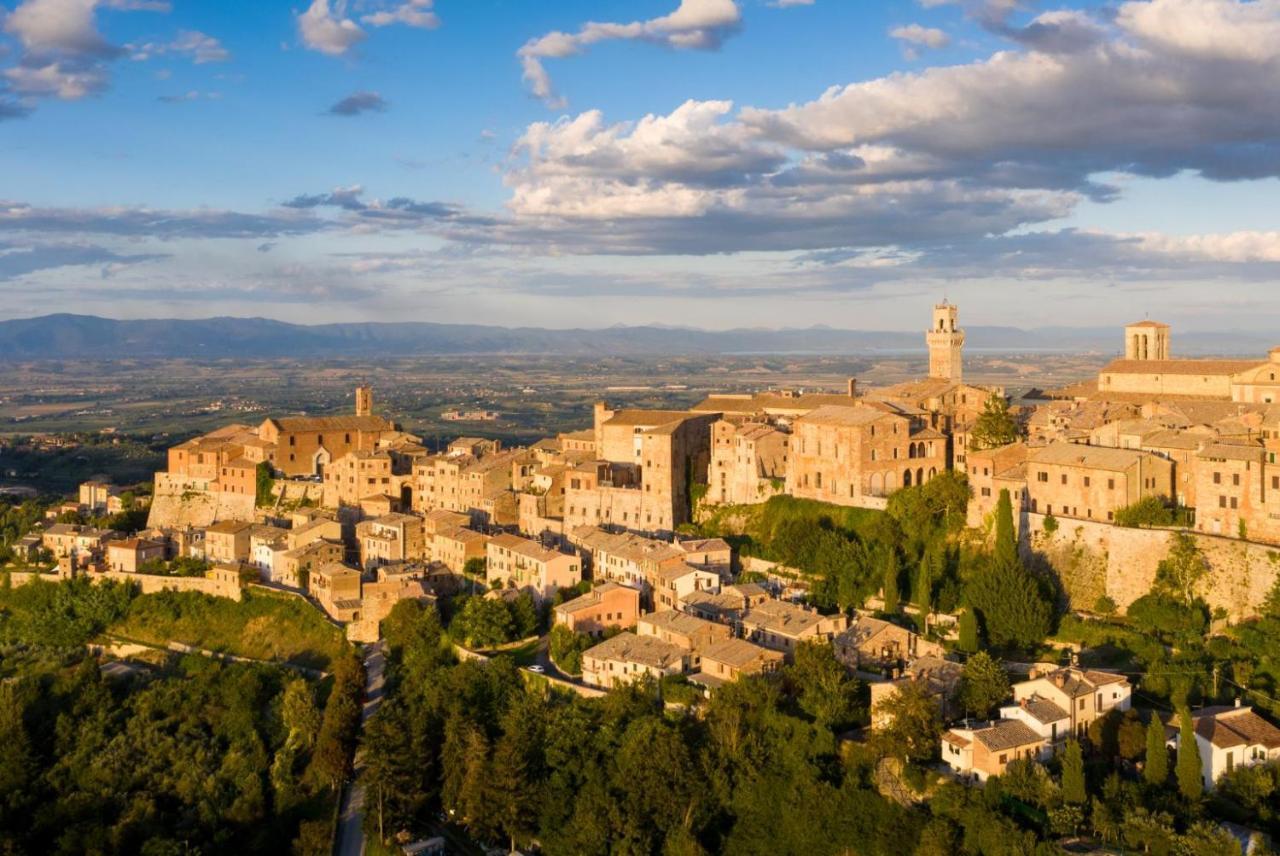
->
left=926, top=302, right=964, bottom=382
left=355, top=385, right=373, bottom=417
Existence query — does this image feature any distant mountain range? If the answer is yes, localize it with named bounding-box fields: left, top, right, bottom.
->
left=0, top=314, right=1272, bottom=359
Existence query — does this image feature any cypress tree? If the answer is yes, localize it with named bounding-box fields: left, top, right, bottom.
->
left=1144, top=715, right=1168, bottom=786
left=882, top=550, right=900, bottom=614
left=1061, top=739, right=1086, bottom=805
left=1176, top=709, right=1203, bottom=800
left=958, top=608, right=979, bottom=653
left=993, top=489, right=1018, bottom=572
left=914, top=553, right=933, bottom=611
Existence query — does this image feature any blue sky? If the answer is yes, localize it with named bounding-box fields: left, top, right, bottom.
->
left=2, top=0, right=1280, bottom=332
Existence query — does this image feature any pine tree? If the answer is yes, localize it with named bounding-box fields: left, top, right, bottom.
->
left=969, top=393, right=1021, bottom=452
left=958, top=608, right=979, bottom=653
left=881, top=549, right=900, bottom=614
left=957, top=651, right=1010, bottom=718
left=1061, top=739, right=1086, bottom=805
left=1176, top=709, right=1203, bottom=800
left=1144, top=715, right=1168, bottom=786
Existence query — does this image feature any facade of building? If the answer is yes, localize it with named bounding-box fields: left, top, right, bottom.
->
left=485, top=533, right=582, bottom=600
left=1166, top=705, right=1280, bottom=791
left=942, top=719, right=1047, bottom=782
left=1012, top=667, right=1132, bottom=739
left=581, top=631, right=688, bottom=689
left=553, top=581, right=641, bottom=635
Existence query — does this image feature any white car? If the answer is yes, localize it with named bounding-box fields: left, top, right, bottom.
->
left=525, top=664, right=545, bottom=674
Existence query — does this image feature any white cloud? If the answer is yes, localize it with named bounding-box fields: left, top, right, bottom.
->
left=0, top=0, right=170, bottom=108
left=517, top=0, right=742, bottom=107
left=361, top=0, right=439, bottom=29
left=889, top=23, right=949, bottom=58
left=1116, top=0, right=1280, bottom=62
left=297, top=0, right=366, bottom=56
left=890, top=24, right=950, bottom=48
left=130, top=30, right=230, bottom=63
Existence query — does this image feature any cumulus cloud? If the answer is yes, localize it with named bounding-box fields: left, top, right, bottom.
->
left=297, top=0, right=366, bottom=56
left=517, top=0, right=742, bottom=107
left=328, top=90, right=388, bottom=115
left=361, top=0, right=439, bottom=29
left=0, top=0, right=170, bottom=108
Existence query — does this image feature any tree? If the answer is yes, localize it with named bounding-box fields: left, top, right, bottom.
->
left=956, top=651, right=1010, bottom=718
left=957, top=608, right=979, bottom=653
left=1061, top=739, right=1086, bottom=805
left=872, top=681, right=941, bottom=763
left=1176, top=709, right=1203, bottom=800
left=450, top=595, right=515, bottom=649
left=255, top=462, right=275, bottom=507
left=881, top=549, right=900, bottom=614
left=1113, top=495, right=1175, bottom=528
left=965, top=490, right=1052, bottom=649
left=914, top=550, right=936, bottom=614
left=969, top=393, right=1021, bottom=452
left=1155, top=532, right=1208, bottom=606
left=1144, top=715, right=1168, bottom=786
left=789, top=640, right=863, bottom=731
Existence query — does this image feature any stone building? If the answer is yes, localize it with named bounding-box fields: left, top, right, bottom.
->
left=553, top=581, right=641, bottom=635
left=1023, top=442, right=1175, bottom=523
left=356, top=512, right=425, bottom=569
left=485, top=533, right=582, bottom=601
left=705, top=420, right=789, bottom=506
left=786, top=404, right=946, bottom=508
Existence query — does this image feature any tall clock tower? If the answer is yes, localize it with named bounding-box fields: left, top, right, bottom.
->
left=927, top=302, right=964, bottom=382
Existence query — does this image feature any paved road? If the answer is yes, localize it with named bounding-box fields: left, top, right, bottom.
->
left=335, top=641, right=387, bottom=856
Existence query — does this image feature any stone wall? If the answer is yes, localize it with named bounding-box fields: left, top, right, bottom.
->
left=1022, top=512, right=1280, bottom=621
left=146, top=472, right=256, bottom=529
left=8, top=568, right=242, bottom=600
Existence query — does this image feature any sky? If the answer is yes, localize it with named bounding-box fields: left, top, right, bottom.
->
left=2, top=0, right=1280, bottom=332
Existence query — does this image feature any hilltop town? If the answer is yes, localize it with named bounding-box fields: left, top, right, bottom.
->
left=7, top=301, right=1280, bottom=854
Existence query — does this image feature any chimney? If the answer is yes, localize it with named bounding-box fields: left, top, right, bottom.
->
left=1235, top=697, right=1243, bottom=708
left=1054, top=673, right=1066, bottom=688
left=847, top=378, right=857, bottom=398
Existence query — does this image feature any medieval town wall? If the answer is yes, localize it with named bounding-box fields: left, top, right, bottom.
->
left=1022, top=512, right=1279, bottom=621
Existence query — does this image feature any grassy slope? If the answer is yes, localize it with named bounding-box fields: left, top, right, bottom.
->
left=109, top=588, right=348, bottom=671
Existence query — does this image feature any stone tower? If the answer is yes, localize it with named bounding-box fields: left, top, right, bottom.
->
left=1124, top=320, right=1170, bottom=361
left=355, top=385, right=373, bottom=417
left=926, top=301, right=964, bottom=382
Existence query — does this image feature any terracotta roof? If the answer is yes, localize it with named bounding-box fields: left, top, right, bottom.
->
left=798, top=404, right=897, bottom=428
left=1012, top=695, right=1070, bottom=725
left=554, top=581, right=636, bottom=614
left=1198, top=442, right=1265, bottom=463
left=1127, top=320, right=1170, bottom=328
left=268, top=414, right=393, bottom=432
left=583, top=631, right=685, bottom=670
left=1100, top=358, right=1262, bottom=377
left=639, top=609, right=724, bottom=640
left=1028, top=442, right=1153, bottom=472
left=1186, top=707, right=1280, bottom=750
left=603, top=409, right=695, bottom=427
left=489, top=532, right=574, bottom=564
left=700, top=638, right=783, bottom=669
left=970, top=719, right=1044, bottom=751
left=742, top=598, right=841, bottom=637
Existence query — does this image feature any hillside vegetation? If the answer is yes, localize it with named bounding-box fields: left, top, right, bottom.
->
left=108, top=588, right=348, bottom=671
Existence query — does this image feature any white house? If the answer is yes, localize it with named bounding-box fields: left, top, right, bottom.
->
left=1167, top=705, right=1280, bottom=790
left=999, top=694, right=1072, bottom=752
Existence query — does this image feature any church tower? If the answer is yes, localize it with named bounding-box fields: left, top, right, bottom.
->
left=355, top=385, right=373, bottom=417
left=926, top=302, right=964, bottom=382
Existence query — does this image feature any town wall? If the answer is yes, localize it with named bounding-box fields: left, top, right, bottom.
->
left=7, top=569, right=242, bottom=601
left=147, top=472, right=256, bottom=529
left=1022, top=512, right=1280, bottom=621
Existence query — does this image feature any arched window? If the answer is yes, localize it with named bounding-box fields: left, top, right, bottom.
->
left=903, top=469, right=913, bottom=487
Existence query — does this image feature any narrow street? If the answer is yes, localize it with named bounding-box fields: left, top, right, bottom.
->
left=335, top=641, right=387, bottom=856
